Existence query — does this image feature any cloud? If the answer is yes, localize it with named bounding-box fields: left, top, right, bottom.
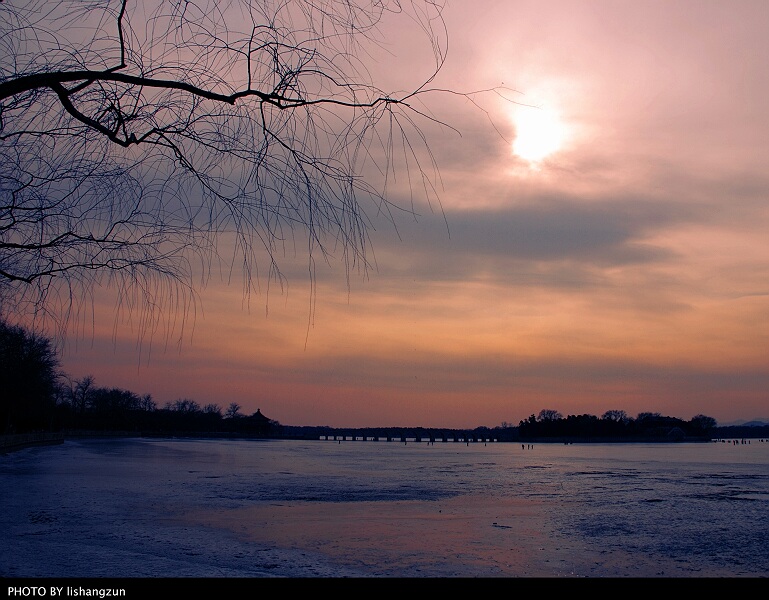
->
left=364, top=194, right=696, bottom=290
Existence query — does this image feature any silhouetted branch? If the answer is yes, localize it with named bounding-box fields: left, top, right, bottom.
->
left=0, top=1, right=488, bottom=342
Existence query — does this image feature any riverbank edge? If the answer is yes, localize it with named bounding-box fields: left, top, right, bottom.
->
left=0, top=432, right=65, bottom=454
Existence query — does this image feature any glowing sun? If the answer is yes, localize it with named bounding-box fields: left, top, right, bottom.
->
left=512, top=106, right=565, bottom=163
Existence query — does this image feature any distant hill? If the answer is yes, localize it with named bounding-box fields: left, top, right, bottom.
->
left=721, top=419, right=769, bottom=427
left=712, top=421, right=769, bottom=439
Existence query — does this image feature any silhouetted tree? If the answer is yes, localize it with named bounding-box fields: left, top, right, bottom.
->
left=0, top=319, right=60, bottom=432
left=90, top=387, right=141, bottom=413
left=538, top=409, right=563, bottom=422
left=689, top=414, right=717, bottom=435
left=636, top=412, right=662, bottom=422
left=68, top=375, right=96, bottom=414
left=225, top=402, right=242, bottom=419
left=564, top=413, right=601, bottom=437
left=203, top=404, right=222, bottom=417
left=1, top=0, right=467, bottom=337
left=138, top=394, right=156, bottom=412
left=168, top=398, right=201, bottom=413
left=602, top=409, right=629, bottom=423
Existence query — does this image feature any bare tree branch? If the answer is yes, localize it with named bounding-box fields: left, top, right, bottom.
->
left=0, top=0, right=472, bottom=343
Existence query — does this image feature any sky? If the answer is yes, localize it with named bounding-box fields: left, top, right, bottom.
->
left=56, top=0, right=769, bottom=428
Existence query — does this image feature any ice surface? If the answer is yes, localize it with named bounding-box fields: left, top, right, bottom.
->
left=2, top=437, right=768, bottom=578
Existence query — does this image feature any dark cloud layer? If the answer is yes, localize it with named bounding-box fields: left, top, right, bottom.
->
left=364, top=194, right=698, bottom=290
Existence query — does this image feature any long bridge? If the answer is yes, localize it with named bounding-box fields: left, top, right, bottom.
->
left=280, top=425, right=518, bottom=443
left=320, top=432, right=495, bottom=443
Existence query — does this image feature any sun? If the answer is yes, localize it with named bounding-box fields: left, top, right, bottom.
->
left=512, top=106, right=565, bottom=163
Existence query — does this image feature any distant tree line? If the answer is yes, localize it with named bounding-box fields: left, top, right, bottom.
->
left=0, top=319, right=279, bottom=437
left=1, top=319, right=765, bottom=440
left=513, top=409, right=720, bottom=441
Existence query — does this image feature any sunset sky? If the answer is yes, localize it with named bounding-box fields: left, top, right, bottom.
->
left=58, top=0, right=769, bottom=428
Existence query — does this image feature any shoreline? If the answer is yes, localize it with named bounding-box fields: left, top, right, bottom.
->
left=0, top=432, right=64, bottom=454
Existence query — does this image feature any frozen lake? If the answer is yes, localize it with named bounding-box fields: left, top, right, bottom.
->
left=2, top=437, right=768, bottom=578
